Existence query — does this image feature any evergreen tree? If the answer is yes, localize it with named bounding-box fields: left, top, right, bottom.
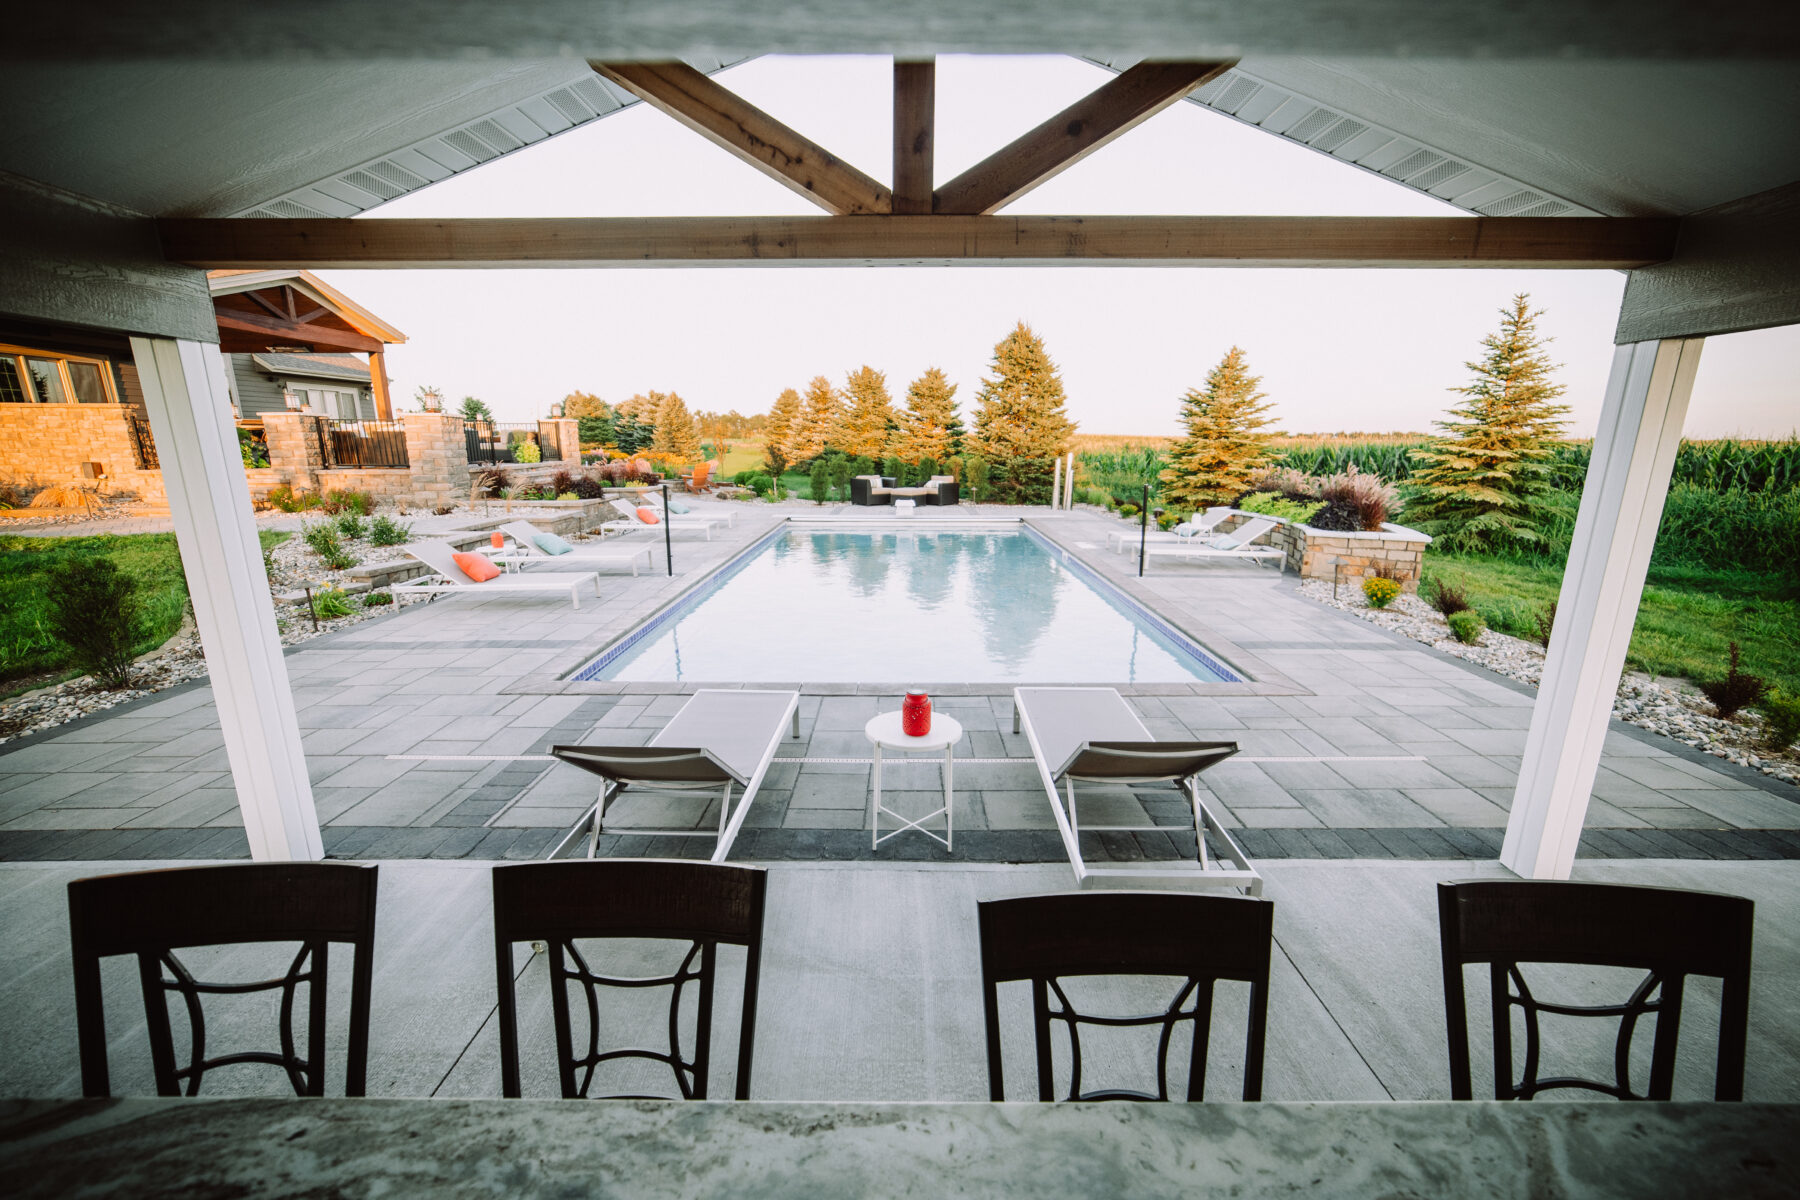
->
left=809, top=459, right=831, bottom=504
left=893, top=367, right=961, bottom=464
left=841, top=366, right=897, bottom=459
left=562, top=391, right=613, bottom=446
left=651, top=390, right=703, bottom=460
left=791, top=375, right=845, bottom=464
left=969, top=323, right=1076, bottom=463
left=763, top=387, right=802, bottom=473
left=1408, top=294, right=1571, bottom=551
left=1158, top=346, right=1276, bottom=509
left=457, top=396, right=492, bottom=422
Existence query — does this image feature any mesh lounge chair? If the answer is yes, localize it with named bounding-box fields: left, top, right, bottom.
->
left=550, top=689, right=801, bottom=861
left=493, top=520, right=654, bottom=575
left=1107, top=506, right=1232, bottom=553
left=601, top=498, right=725, bottom=539
left=1142, top=516, right=1287, bottom=572
left=392, top=541, right=600, bottom=608
left=1013, top=686, right=1258, bottom=893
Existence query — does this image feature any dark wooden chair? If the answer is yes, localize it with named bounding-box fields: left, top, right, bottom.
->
left=492, top=860, right=767, bottom=1100
left=1437, top=879, right=1754, bottom=1101
left=977, top=891, right=1274, bottom=1101
left=68, top=862, right=379, bottom=1098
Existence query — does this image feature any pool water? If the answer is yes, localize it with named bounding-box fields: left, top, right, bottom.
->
left=573, top=527, right=1240, bottom=684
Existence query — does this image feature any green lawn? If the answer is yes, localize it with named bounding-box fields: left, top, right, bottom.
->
left=0, top=531, right=290, bottom=691
left=1422, top=553, right=1800, bottom=694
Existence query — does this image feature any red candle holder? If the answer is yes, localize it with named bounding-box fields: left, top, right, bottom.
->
left=901, top=690, right=932, bottom=737
left=490, top=531, right=505, bottom=550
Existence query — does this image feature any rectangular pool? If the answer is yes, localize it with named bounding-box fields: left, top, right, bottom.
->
left=571, top=526, right=1241, bottom=684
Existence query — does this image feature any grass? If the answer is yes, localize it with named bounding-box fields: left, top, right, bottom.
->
left=0, top=531, right=291, bottom=692
left=714, top=439, right=768, bottom=476
left=1422, top=553, right=1800, bottom=694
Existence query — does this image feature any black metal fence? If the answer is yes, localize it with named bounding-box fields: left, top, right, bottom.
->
left=125, top=412, right=158, bottom=469
left=464, top=421, right=559, bottom=464
left=326, top=419, right=409, bottom=469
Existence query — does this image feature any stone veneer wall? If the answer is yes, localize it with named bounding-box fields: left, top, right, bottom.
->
left=0, top=403, right=166, bottom=503
left=1215, top=511, right=1430, bottom=590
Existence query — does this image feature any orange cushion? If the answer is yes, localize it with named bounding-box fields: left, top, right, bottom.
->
left=635, top=507, right=661, bottom=525
left=451, top=551, right=502, bottom=582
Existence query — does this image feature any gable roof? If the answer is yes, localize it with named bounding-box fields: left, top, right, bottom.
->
left=210, top=269, right=406, bottom=343
left=248, top=353, right=371, bottom=384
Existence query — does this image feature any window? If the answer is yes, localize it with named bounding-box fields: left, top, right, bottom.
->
left=0, top=345, right=119, bottom=404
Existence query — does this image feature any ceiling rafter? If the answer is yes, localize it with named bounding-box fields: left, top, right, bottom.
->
left=934, top=60, right=1236, bottom=215
left=590, top=60, right=893, bottom=215
left=892, top=59, right=936, bottom=216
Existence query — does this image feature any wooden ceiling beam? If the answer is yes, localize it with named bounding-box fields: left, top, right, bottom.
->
left=212, top=309, right=383, bottom=353
left=160, top=215, right=1679, bottom=270
left=591, top=60, right=893, bottom=215
left=934, top=60, right=1236, bottom=215
left=892, top=59, right=936, bottom=216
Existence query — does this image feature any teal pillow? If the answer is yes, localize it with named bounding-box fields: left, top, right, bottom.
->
left=533, top=532, right=575, bottom=556
left=667, top=496, right=693, bottom=514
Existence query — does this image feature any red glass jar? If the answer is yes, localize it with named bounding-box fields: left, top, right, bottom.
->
left=490, top=531, right=505, bottom=549
left=901, top=690, right=932, bottom=737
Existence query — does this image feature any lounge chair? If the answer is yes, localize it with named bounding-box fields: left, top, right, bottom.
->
left=1106, top=506, right=1232, bottom=553
left=549, top=689, right=801, bottom=861
left=600, top=497, right=727, bottom=539
left=1142, top=516, right=1287, bottom=571
left=493, top=520, right=654, bottom=575
left=1012, top=686, right=1258, bottom=893
left=644, top=492, right=736, bottom=527
left=391, top=541, right=600, bottom=609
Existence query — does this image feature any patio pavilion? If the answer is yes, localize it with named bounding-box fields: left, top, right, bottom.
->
left=1, top=3, right=1797, bottom=1193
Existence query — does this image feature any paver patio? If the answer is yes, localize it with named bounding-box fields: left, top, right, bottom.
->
left=2, top=504, right=1795, bottom=864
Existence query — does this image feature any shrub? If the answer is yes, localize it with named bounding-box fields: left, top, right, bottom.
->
left=830, top=456, right=853, bottom=499
left=320, top=489, right=374, bottom=516
left=1245, top=466, right=1318, bottom=497
left=474, top=468, right=512, bottom=497
left=44, top=557, right=141, bottom=688
left=238, top=427, right=269, bottom=468
left=996, top=456, right=1055, bottom=505
left=1316, top=466, right=1399, bottom=531
left=335, top=513, right=369, bottom=540
left=571, top=475, right=607, bottom=500
left=321, top=547, right=358, bottom=572
left=1428, top=578, right=1472, bottom=617
left=1531, top=601, right=1558, bottom=647
left=1156, top=512, right=1180, bottom=531
left=557, top=491, right=577, bottom=500
left=302, top=523, right=342, bottom=557
left=747, top=472, right=774, bottom=497
left=265, top=484, right=317, bottom=513
left=1362, top=577, right=1402, bottom=609
left=1697, top=642, right=1769, bottom=720
left=513, top=438, right=542, bottom=464
left=1447, top=609, right=1485, bottom=644
left=1756, top=690, right=1800, bottom=753
left=1119, top=503, right=1140, bottom=518
left=311, top=586, right=355, bottom=619
left=362, top=590, right=394, bottom=608
left=809, top=460, right=831, bottom=504
left=551, top=469, right=578, bottom=494
left=1305, top=498, right=1364, bottom=531
left=1238, top=492, right=1325, bottom=525
left=965, top=455, right=991, bottom=502
left=368, top=515, right=411, bottom=546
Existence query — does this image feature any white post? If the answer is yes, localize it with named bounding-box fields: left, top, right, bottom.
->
left=131, top=337, right=323, bottom=861
left=1065, top=451, right=1077, bottom=508
left=1501, top=338, right=1701, bottom=879
left=1050, top=456, right=1062, bottom=509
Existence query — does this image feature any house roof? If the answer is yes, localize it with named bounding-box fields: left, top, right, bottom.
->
left=210, top=270, right=406, bottom=343
left=248, top=353, right=372, bottom=384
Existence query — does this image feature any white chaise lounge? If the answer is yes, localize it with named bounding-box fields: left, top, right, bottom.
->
left=1013, top=686, right=1259, bottom=893
left=494, top=520, right=654, bottom=575
left=601, top=498, right=728, bottom=539
left=1107, top=506, right=1233, bottom=553
left=1142, top=516, right=1287, bottom=572
left=549, top=689, right=801, bottom=861
left=392, top=541, right=600, bottom=608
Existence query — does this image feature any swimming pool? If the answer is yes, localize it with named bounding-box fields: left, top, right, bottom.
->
left=571, top=525, right=1242, bottom=684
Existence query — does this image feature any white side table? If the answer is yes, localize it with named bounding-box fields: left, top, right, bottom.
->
left=894, top=498, right=917, bottom=518
left=864, top=710, right=963, bottom=850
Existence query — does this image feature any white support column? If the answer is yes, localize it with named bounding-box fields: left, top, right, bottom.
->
left=1501, top=338, right=1702, bottom=879
left=1064, top=451, right=1076, bottom=508
left=1051, top=456, right=1062, bottom=509
left=131, top=337, right=323, bottom=861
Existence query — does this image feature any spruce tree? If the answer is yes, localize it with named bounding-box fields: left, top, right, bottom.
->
left=651, top=390, right=703, bottom=461
left=969, top=323, right=1076, bottom=463
left=791, top=375, right=845, bottom=464
left=1408, top=294, right=1571, bottom=551
left=1158, top=346, right=1276, bottom=509
left=764, top=387, right=802, bottom=473
left=840, top=366, right=897, bottom=459
left=893, top=367, right=960, bottom=464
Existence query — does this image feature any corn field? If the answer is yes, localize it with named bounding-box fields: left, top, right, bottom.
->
left=1271, top=441, right=1434, bottom=481
left=1075, top=445, right=1168, bottom=500
left=1550, top=438, right=1800, bottom=493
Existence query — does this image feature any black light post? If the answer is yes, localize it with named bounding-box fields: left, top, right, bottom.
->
left=660, top=482, right=674, bottom=576
left=1137, top=484, right=1149, bottom=577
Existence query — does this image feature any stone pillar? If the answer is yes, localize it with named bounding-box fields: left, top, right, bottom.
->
left=130, top=337, right=322, bottom=861
left=262, top=411, right=327, bottom=493
left=402, top=412, right=467, bottom=510
left=1501, top=338, right=1702, bottom=880
left=555, top=418, right=580, bottom=464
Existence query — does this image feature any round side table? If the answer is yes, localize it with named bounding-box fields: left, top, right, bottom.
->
left=863, top=711, right=964, bottom=850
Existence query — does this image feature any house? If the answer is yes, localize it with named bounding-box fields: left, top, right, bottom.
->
left=229, top=352, right=377, bottom=421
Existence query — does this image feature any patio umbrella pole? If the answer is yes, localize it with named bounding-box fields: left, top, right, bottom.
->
left=661, top=482, right=673, bottom=576
left=1138, top=484, right=1148, bottom=577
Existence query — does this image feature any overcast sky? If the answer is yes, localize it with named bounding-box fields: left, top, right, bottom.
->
left=321, top=55, right=1795, bottom=438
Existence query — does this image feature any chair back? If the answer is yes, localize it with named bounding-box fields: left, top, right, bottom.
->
left=690, top=462, right=711, bottom=489
left=492, top=860, right=767, bottom=1100
left=499, top=520, right=550, bottom=553
left=1217, top=517, right=1278, bottom=548
left=1437, top=880, right=1754, bottom=1101
left=978, top=891, right=1273, bottom=1101
left=405, top=540, right=477, bottom=584
left=68, top=863, right=379, bottom=1098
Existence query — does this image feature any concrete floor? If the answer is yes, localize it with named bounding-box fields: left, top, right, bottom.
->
left=2, top=504, right=1795, bottom=865
left=2, top=857, right=1794, bottom=1102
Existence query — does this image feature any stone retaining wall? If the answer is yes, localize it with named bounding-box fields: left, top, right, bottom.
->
left=1213, top=511, right=1431, bottom=590
left=0, top=403, right=166, bottom=503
